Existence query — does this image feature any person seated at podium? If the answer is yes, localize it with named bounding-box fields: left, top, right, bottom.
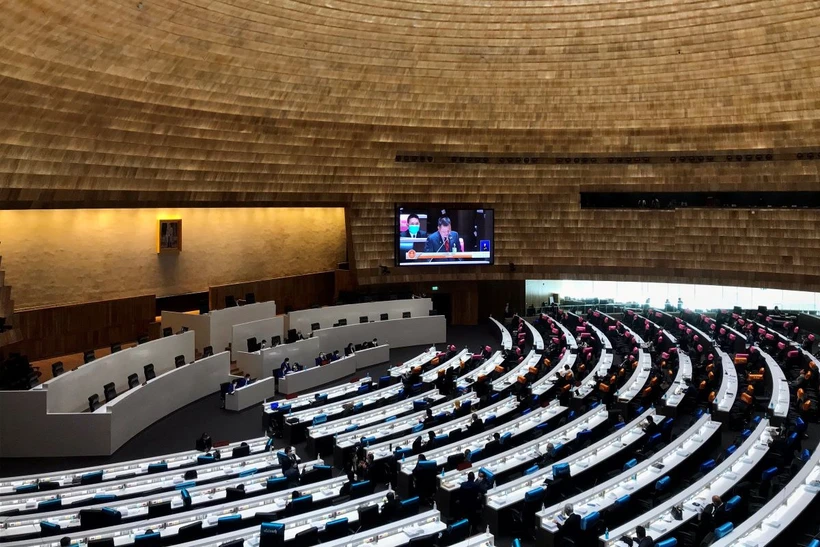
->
left=555, top=504, right=581, bottom=543
left=381, top=491, right=401, bottom=519
left=60, top=538, right=71, bottom=547
left=280, top=358, right=292, bottom=376
left=331, top=350, right=341, bottom=361
left=345, top=343, right=355, bottom=356
left=400, top=213, right=428, bottom=238
left=424, top=216, right=462, bottom=259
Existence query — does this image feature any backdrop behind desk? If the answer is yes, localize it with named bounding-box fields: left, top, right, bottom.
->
left=313, top=315, right=446, bottom=354
left=161, top=301, right=277, bottom=353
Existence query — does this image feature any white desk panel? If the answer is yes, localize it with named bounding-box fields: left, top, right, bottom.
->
left=490, top=317, right=513, bottom=350
left=494, top=350, right=538, bottom=392
left=710, top=439, right=820, bottom=547
left=538, top=415, right=721, bottom=534
left=664, top=351, right=692, bottom=408
left=278, top=354, right=357, bottom=395
left=419, top=349, right=471, bottom=383
left=225, top=376, right=278, bottom=411
left=314, top=315, right=446, bottom=354
left=524, top=318, right=544, bottom=350
left=714, top=347, right=739, bottom=413
left=391, top=346, right=440, bottom=377
left=602, top=419, right=773, bottom=546
left=44, top=331, right=196, bottom=414
left=236, top=336, right=321, bottom=379
left=354, top=344, right=391, bottom=370
left=230, top=316, right=285, bottom=360
left=288, top=298, right=433, bottom=334
left=617, top=350, right=651, bottom=403
left=100, top=352, right=232, bottom=451
left=160, top=311, right=211, bottom=353
left=457, top=352, right=505, bottom=390
left=759, top=347, right=790, bottom=419
left=209, top=301, right=278, bottom=354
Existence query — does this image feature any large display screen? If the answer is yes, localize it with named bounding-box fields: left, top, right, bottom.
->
left=396, top=206, right=494, bottom=266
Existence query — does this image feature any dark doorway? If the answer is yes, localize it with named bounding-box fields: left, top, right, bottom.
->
left=431, top=293, right=452, bottom=325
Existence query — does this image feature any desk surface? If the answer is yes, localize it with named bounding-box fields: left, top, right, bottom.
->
left=263, top=375, right=372, bottom=415
left=523, top=318, right=544, bottom=351
left=493, top=350, right=538, bottom=392
left=532, top=352, right=577, bottom=396
left=457, top=351, right=504, bottom=388
left=710, top=438, right=820, bottom=547
left=575, top=352, right=613, bottom=400
left=537, top=415, right=720, bottom=533
left=490, top=317, right=513, bottom=350
left=665, top=352, right=692, bottom=408
left=391, top=346, right=439, bottom=376
left=760, top=347, right=790, bottom=418
left=603, top=419, right=773, bottom=546
left=420, top=349, right=471, bottom=383
left=714, top=347, right=738, bottom=413
left=286, top=381, right=405, bottom=423
left=617, top=350, right=651, bottom=403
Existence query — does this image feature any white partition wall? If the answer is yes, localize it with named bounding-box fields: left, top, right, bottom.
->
left=209, top=301, right=277, bottom=353
left=230, top=316, right=285, bottom=360
left=160, top=311, right=211, bottom=352
left=0, top=348, right=230, bottom=458
left=235, top=336, right=321, bottom=379
left=313, top=315, right=446, bottom=354
left=43, top=331, right=196, bottom=414
left=287, top=298, right=433, bottom=334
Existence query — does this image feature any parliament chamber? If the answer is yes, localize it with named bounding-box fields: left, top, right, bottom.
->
left=1, top=0, right=820, bottom=546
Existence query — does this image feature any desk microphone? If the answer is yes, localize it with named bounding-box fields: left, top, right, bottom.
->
left=429, top=239, right=447, bottom=262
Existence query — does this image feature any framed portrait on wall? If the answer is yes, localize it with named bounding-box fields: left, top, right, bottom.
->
left=157, top=219, right=182, bottom=253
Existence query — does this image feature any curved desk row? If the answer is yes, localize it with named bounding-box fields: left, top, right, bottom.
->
left=490, top=316, right=513, bottom=350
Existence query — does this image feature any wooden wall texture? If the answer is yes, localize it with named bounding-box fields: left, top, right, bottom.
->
left=1, top=0, right=820, bottom=293
left=209, top=271, right=337, bottom=313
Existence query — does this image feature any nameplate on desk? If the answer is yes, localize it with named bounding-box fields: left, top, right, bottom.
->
left=804, top=483, right=820, bottom=494
left=676, top=450, right=691, bottom=458
left=722, top=471, right=738, bottom=481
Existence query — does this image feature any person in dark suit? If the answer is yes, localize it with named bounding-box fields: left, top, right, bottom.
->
left=400, top=213, right=428, bottom=238
left=424, top=216, right=462, bottom=257
left=423, top=431, right=437, bottom=451
left=381, top=491, right=401, bottom=519
left=633, top=525, right=654, bottom=547
left=642, top=415, right=659, bottom=436
left=467, top=413, right=484, bottom=435
left=699, top=495, right=726, bottom=528
left=556, top=504, right=581, bottom=543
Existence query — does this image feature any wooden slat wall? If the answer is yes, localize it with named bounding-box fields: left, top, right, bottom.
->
left=0, top=0, right=819, bottom=293
left=7, top=295, right=156, bottom=362
left=209, top=272, right=336, bottom=313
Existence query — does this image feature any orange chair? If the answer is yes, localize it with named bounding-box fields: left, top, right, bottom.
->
left=708, top=391, right=717, bottom=403
left=748, top=373, right=763, bottom=382
left=599, top=383, right=611, bottom=393
left=529, top=366, right=539, bottom=375
left=517, top=375, right=527, bottom=384
left=543, top=358, right=551, bottom=367
left=740, top=393, right=753, bottom=405
left=641, top=386, right=653, bottom=397
left=495, top=365, right=505, bottom=374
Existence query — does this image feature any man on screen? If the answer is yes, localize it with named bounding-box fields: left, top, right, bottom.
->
left=424, top=216, right=462, bottom=258
left=400, top=213, right=427, bottom=238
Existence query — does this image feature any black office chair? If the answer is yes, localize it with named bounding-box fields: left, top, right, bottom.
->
left=175, top=355, right=186, bottom=368
left=245, top=293, right=256, bottom=304
left=380, top=313, right=389, bottom=321
left=176, top=521, right=203, bottom=542
left=311, top=322, right=320, bottom=331
left=231, top=444, right=251, bottom=458
left=403, top=312, right=412, bottom=318
left=144, top=364, right=156, bottom=381
left=51, top=361, right=64, bottom=377
left=127, top=373, right=140, bottom=389
left=338, top=318, right=347, bottom=326
left=271, top=336, right=281, bottom=346
left=88, top=394, right=100, bottom=412
left=357, top=504, right=381, bottom=531
left=103, top=383, right=117, bottom=402
left=247, top=337, right=259, bottom=352
left=110, top=343, right=122, bottom=353
left=429, top=310, right=438, bottom=316
left=294, top=527, right=319, bottom=546
left=225, top=295, right=237, bottom=308
left=83, top=350, right=96, bottom=364
left=203, top=346, right=214, bottom=357
left=322, top=517, right=350, bottom=541
left=407, top=535, right=436, bottom=547
left=137, top=335, right=150, bottom=344
left=226, top=486, right=247, bottom=501
left=360, top=316, right=368, bottom=323
left=162, top=327, right=173, bottom=337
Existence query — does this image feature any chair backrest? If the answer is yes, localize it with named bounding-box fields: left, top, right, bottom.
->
left=580, top=510, right=600, bottom=531
left=52, top=361, right=64, bottom=376
left=291, top=494, right=314, bottom=514
left=623, top=458, right=638, bottom=470
left=714, top=522, right=733, bottom=539
left=357, top=504, right=380, bottom=530
left=656, top=476, right=670, bottom=491
left=524, top=486, right=545, bottom=503
left=524, top=465, right=539, bottom=475
left=143, top=364, right=155, bottom=380
left=312, top=414, right=328, bottom=426
left=700, top=459, right=716, bottom=473
left=323, top=517, right=349, bottom=539
left=259, top=522, right=285, bottom=547
left=446, top=519, right=470, bottom=543
left=655, top=539, right=678, bottom=547
left=400, top=496, right=420, bottom=516
left=128, top=373, right=140, bottom=389
left=266, top=476, right=288, bottom=492
left=88, top=394, right=100, bottom=412
left=245, top=293, right=256, bottom=304
left=294, top=526, right=319, bottom=546
left=225, top=296, right=237, bottom=308
left=725, top=495, right=741, bottom=511
left=360, top=316, right=368, bottom=323
left=761, top=467, right=778, bottom=481
left=83, top=350, right=96, bottom=364
left=175, top=355, right=186, bottom=368
left=553, top=462, right=570, bottom=478
left=349, top=480, right=372, bottom=499
left=203, top=346, right=214, bottom=357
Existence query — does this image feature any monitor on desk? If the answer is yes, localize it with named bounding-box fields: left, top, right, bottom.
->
left=396, top=205, right=494, bottom=266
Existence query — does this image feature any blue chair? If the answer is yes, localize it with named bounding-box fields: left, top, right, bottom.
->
left=276, top=451, right=289, bottom=468
left=536, top=422, right=552, bottom=432
left=489, top=393, right=499, bottom=403
left=38, top=498, right=62, bottom=511
left=740, top=429, right=752, bottom=441
left=580, top=510, right=600, bottom=531
left=379, top=376, right=391, bottom=388
left=700, top=459, right=716, bottom=474
left=362, top=436, right=376, bottom=446
left=714, top=522, right=733, bottom=540
left=576, top=429, right=593, bottom=443
left=751, top=415, right=761, bottom=425
left=567, top=411, right=576, bottom=420
left=266, top=476, right=288, bottom=492
left=417, top=460, right=437, bottom=470
left=290, top=494, right=314, bottom=514
left=479, top=467, right=495, bottom=486
left=801, top=449, right=811, bottom=462
left=412, top=423, right=424, bottom=433
left=445, top=519, right=470, bottom=544
left=462, top=400, right=472, bottom=412
left=80, top=470, right=104, bottom=484
left=411, top=382, right=423, bottom=393
left=354, top=402, right=363, bottom=410
left=623, top=458, right=638, bottom=471
left=521, top=408, right=532, bottom=416
left=485, top=414, right=497, bottom=425
left=314, top=394, right=328, bottom=404
left=762, top=467, right=778, bottom=481
left=807, top=540, right=819, bottom=547
left=93, top=494, right=117, bottom=502
left=500, top=432, right=512, bottom=444
left=399, top=496, right=420, bottom=517
left=589, top=401, right=599, bottom=409
left=614, top=494, right=630, bottom=507
left=345, top=424, right=359, bottom=433
left=469, top=448, right=483, bottom=461
left=655, top=539, right=678, bottom=547
left=349, top=480, right=372, bottom=499
left=656, top=476, right=670, bottom=491
left=724, top=495, right=740, bottom=512
left=147, top=463, right=168, bottom=474
left=197, top=454, right=214, bottom=464
left=511, top=540, right=522, bottom=547
left=553, top=462, right=570, bottom=479
left=312, top=414, right=328, bottom=426
left=260, top=522, right=285, bottom=547
left=217, top=514, right=243, bottom=531
left=413, top=400, right=428, bottom=411
left=647, top=433, right=662, bottom=446
left=613, top=422, right=626, bottom=430
left=795, top=417, right=807, bottom=433
left=279, top=403, right=291, bottom=414
left=15, top=484, right=37, bottom=493
left=787, top=432, right=798, bottom=447
left=434, top=412, right=446, bottom=420
left=134, top=532, right=161, bottom=545
left=434, top=434, right=448, bottom=444
left=725, top=445, right=737, bottom=458
left=395, top=447, right=413, bottom=459
left=39, top=521, right=61, bottom=534
left=239, top=467, right=257, bottom=478
left=385, top=416, right=397, bottom=422
left=180, top=488, right=192, bottom=507
left=175, top=481, right=195, bottom=490
left=323, top=517, right=349, bottom=540
left=694, top=408, right=704, bottom=419
left=635, top=406, right=645, bottom=415
left=265, top=438, right=274, bottom=451
left=358, top=384, right=370, bottom=394
left=524, top=465, right=539, bottom=475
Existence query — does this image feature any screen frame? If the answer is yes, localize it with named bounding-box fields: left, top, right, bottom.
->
left=394, top=204, right=495, bottom=267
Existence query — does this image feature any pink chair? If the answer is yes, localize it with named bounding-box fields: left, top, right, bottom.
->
left=809, top=334, right=816, bottom=342
left=697, top=344, right=703, bottom=352
left=729, top=334, right=736, bottom=341
left=719, top=328, right=727, bottom=336
left=777, top=342, right=786, bottom=351
left=608, top=325, right=617, bottom=331
left=661, top=352, right=670, bottom=360
left=710, top=324, right=716, bottom=331
left=765, top=334, right=775, bottom=341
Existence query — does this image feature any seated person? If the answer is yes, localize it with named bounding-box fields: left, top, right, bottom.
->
left=467, top=413, right=484, bottom=435
left=285, top=490, right=302, bottom=513
left=555, top=504, right=581, bottom=543
left=642, top=415, right=659, bottom=435
left=381, top=491, right=401, bottom=519
left=476, top=469, right=492, bottom=493
left=423, top=408, right=436, bottom=427
left=400, top=213, right=428, bottom=238
left=460, top=471, right=479, bottom=492
left=332, top=350, right=341, bottom=361
left=423, top=431, right=437, bottom=451
left=195, top=433, right=212, bottom=452
left=484, top=433, right=501, bottom=457
left=279, top=358, right=292, bottom=376
left=282, top=445, right=300, bottom=484
left=424, top=216, right=462, bottom=255
left=345, top=343, right=355, bottom=356
left=622, top=525, right=653, bottom=547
